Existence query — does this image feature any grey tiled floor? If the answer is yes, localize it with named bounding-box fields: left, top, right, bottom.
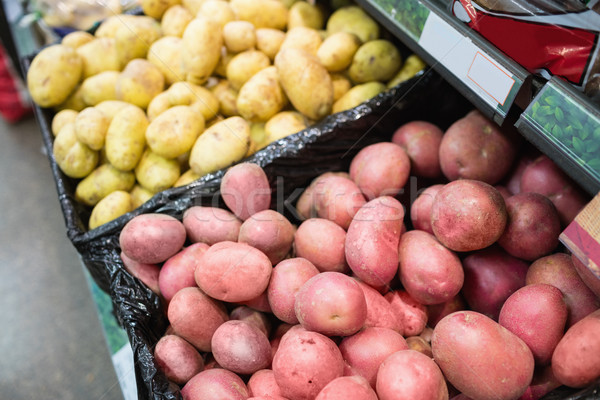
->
left=0, top=115, right=125, bottom=400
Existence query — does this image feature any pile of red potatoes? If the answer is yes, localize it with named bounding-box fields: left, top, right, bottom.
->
left=117, top=109, right=600, bottom=400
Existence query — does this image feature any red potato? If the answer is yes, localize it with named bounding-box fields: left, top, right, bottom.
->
left=230, top=305, right=272, bottom=337
left=384, top=290, right=428, bottom=336
left=295, top=172, right=350, bottom=220
left=439, top=109, right=518, bottom=185
left=552, top=309, right=600, bottom=388
left=269, top=322, right=294, bottom=360
left=391, top=120, right=444, bottom=178
left=182, top=206, right=242, bottom=245
left=355, top=280, right=401, bottom=332
left=431, top=311, right=535, bottom=400
left=294, top=271, right=367, bottom=337
left=272, top=326, right=345, bottom=400
left=405, top=336, right=433, bottom=357
left=315, top=375, right=378, bottom=400
left=120, top=251, right=160, bottom=294
left=495, top=185, right=512, bottom=201
left=349, top=141, right=411, bottom=200
left=430, top=179, right=507, bottom=252
left=497, top=192, right=561, bottom=261
left=571, top=253, right=600, bottom=299
left=518, top=365, right=561, bottom=400
left=248, top=369, right=283, bottom=398
left=119, top=213, right=187, bottom=264
left=504, top=152, right=538, bottom=195
left=313, top=175, right=367, bottom=229
left=340, top=327, right=408, bottom=389
left=221, top=162, right=272, bottom=221
left=345, top=196, right=404, bottom=289
left=426, top=293, right=467, bottom=328
left=410, top=184, right=443, bottom=234
left=167, top=287, right=229, bottom=352
left=154, top=334, right=205, bottom=385
left=267, top=258, right=320, bottom=324
left=158, top=242, right=209, bottom=302
left=240, top=289, right=273, bottom=313
left=239, top=209, right=295, bottom=264
left=498, top=284, right=568, bottom=365
left=398, top=230, right=464, bottom=305
left=376, top=350, right=449, bottom=400
left=294, top=218, right=348, bottom=273
left=461, top=245, right=529, bottom=321
left=211, top=320, right=272, bottom=375
left=520, top=155, right=589, bottom=226
left=247, top=397, right=289, bottom=400
left=181, top=368, right=249, bottom=400
left=194, top=241, right=272, bottom=303
left=527, top=253, right=600, bottom=327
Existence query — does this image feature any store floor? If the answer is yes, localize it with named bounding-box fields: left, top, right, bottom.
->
left=0, top=115, right=125, bottom=400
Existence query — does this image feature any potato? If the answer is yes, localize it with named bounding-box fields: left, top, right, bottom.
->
left=349, top=142, right=410, bottom=200
left=430, top=179, right=507, bottom=252
left=182, top=16, right=223, bottom=85
left=317, top=31, right=360, bottom=72
left=154, top=334, right=205, bottom=386
left=439, top=110, right=519, bottom=184
left=248, top=369, right=283, bottom=397
left=54, top=84, right=87, bottom=112
left=313, top=175, right=366, bottom=229
left=345, top=196, right=403, bottom=288
left=275, top=48, right=333, bottom=120
left=161, top=5, right=193, bottom=37
left=272, top=326, right=344, bottom=400
left=145, top=105, right=204, bottom=159
left=426, top=294, right=466, bottom=328
left=104, top=105, right=148, bottom=171
left=116, top=59, right=165, bottom=110
left=52, top=122, right=98, bottom=179
left=211, top=320, right=272, bottom=375
left=120, top=251, right=161, bottom=294
left=288, top=1, right=325, bottom=30
left=348, top=40, right=402, bottom=84
left=134, top=149, right=180, bottom=193
left=409, top=184, right=443, bottom=234
left=209, top=79, right=238, bottom=117
left=519, top=365, right=562, bottom=400
left=227, top=50, right=271, bottom=91
left=331, top=73, right=352, bottom=101
left=88, top=190, right=132, bottom=230
left=280, top=26, right=323, bottom=56
left=61, top=31, right=94, bottom=49
left=159, top=242, right=209, bottom=302
left=140, top=0, right=180, bottom=19
left=551, top=309, right=600, bottom=388
left=498, top=284, right=568, bottom=366
left=27, top=45, right=83, bottom=108
left=74, top=107, right=109, bottom=151
left=353, top=281, right=399, bottom=332
left=262, top=111, right=306, bottom=146
left=431, top=311, right=534, bottom=400
left=238, top=210, right=294, bottom=265
left=255, top=28, right=286, bottom=60
left=197, top=0, right=235, bottom=29
left=93, top=15, right=122, bottom=38
left=223, top=20, right=256, bottom=53
left=75, top=163, right=135, bottom=206
left=189, top=116, right=251, bottom=176
left=392, top=120, right=444, bottom=178
left=316, top=376, right=377, bottom=400
left=147, top=36, right=185, bottom=86
left=230, top=0, right=288, bottom=30
left=384, top=290, right=428, bottom=336
left=405, top=336, right=433, bottom=357
left=167, top=287, right=229, bottom=352
left=237, top=67, right=287, bottom=123
left=120, top=213, right=186, bottom=264
left=182, top=206, right=242, bottom=245
left=295, top=271, right=367, bottom=336
left=376, top=350, right=448, bottom=400
left=51, top=109, right=78, bottom=137
left=168, top=81, right=220, bottom=121
left=294, top=218, right=347, bottom=273
left=114, top=15, right=162, bottom=67
left=194, top=241, right=272, bottom=302
left=461, top=245, right=528, bottom=320
left=239, top=290, right=273, bottom=314
left=94, top=100, right=134, bottom=123
left=80, top=71, right=120, bottom=106
left=76, top=38, right=120, bottom=79
left=332, top=81, right=386, bottom=113
left=326, top=6, right=380, bottom=43
left=527, top=253, right=600, bottom=327
left=387, top=54, right=427, bottom=88
left=229, top=306, right=271, bottom=337
left=181, top=368, right=248, bottom=400
left=220, top=162, right=271, bottom=221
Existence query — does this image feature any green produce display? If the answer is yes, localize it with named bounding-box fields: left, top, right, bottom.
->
left=370, top=0, right=430, bottom=39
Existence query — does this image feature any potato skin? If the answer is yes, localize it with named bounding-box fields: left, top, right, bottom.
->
left=326, top=5, right=379, bottom=43
left=384, top=290, right=427, bottom=336
left=221, top=162, right=271, bottom=221
left=105, top=104, right=148, bottom=171
left=182, top=16, right=223, bottom=85
left=431, top=311, right=535, bottom=400
left=145, top=105, right=204, bottom=159
left=180, top=368, right=248, bottom=400
left=313, top=175, right=366, bottom=229
left=159, top=243, right=209, bottom=303
left=182, top=206, right=242, bottom=245
left=248, top=369, right=283, bottom=398
left=238, top=210, right=295, bottom=265
left=52, top=122, right=98, bottom=179
left=74, top=163, right=135, bottom=206
left=356, top=281, right=401, bottom=332
left=294, top=218, right=348, bottom=273
left=88, top=190, right=132, bottom=230
left=154, top=334, right=205, bottom=385
left=230, top=0, right=288, bottom=30
left=317, top=31, right=361, bottom=72
left=316, top=375, right=378, bottom=400
left=116, top=59, right=165, bottom=110
left=392, top=120, right=444, bottom=178
left=410, top=184, right=443, bottom=234
left=348, top=39, right=402, bottom=84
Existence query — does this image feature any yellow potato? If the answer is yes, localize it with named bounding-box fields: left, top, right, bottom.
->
left=104, top=105, right=149, bottom=171
left=53, top=122, right=99, bottom=178
left=288, top=2, right=325, bottom=30
left=181, top=0, right=206, bottom=14
left=332, top=81, right=386, bottom=113
left=168, top=81, right=220, bottom=121
left=130, top=184, right=155, bottom=208
left=54, top=85, right=87, bottom=112
left=94, top=15, right=124, bottom=38
left=245, top=137, right=258, bottom=157
left=279, top=26, right=323, bottom=56
left=134, top=149, right=181, bottom=193
left=211, top=80, right=240, bottom=117
left=222, top=20, right=256, bottom=53
left=146, top=105, right=205, bottom=158
left=348, top=39, right=402, bottom=84
left=317, top=31, right=361, bottom=72
left=275, top=48, right=333, bottom=120
left=226, top=50, right=271, bottom=91
left=230, top=0, right=288, bottom=30
left=80, top=71, right=120, bottom=106
left=88, top=190, right=133, bottom=230
left=52, top=109, right=78, bottom=136
left=147, top=91, right=172, bottom=121
left=198, top=0, right=235, bottom=29
left=213, top=48, right=235, bottom=78
left=75, top=163, right=136, bottom=206
left=147, top=36, right=185, bottom=85
left=331, top=73, right=352, bottom=101
left=61, top=31, right=95, bottom=48
left=326, top=5, right=380, bottom=43
left=189, top=116, right=250, bottom=176
left=255, top=28, right=286, bottom=60
left=236, top=66, right=287, bottom=122
left=161, top=5, right=193, bottom=37
left=387, top=54, right=426, bottom=88
left=114, top=15, right=162, bottom=67
left=95, top=100, right=137, bottom=123
left=182, top=16, right=223, bottom=85
left=140, top=0, right=181, bottom=20
left=174, top=168, right=200, bottom=187
left=116, top=59, right=165, bottom=110
left=74, top=107, right=109, bottom=150
left=76, top=38, right=120, bottom=78
left=264, top=110, right=307, bottom=144
left=27, top=44, right=83, bottom=108
left=250, top=122, right=268, bottom=149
